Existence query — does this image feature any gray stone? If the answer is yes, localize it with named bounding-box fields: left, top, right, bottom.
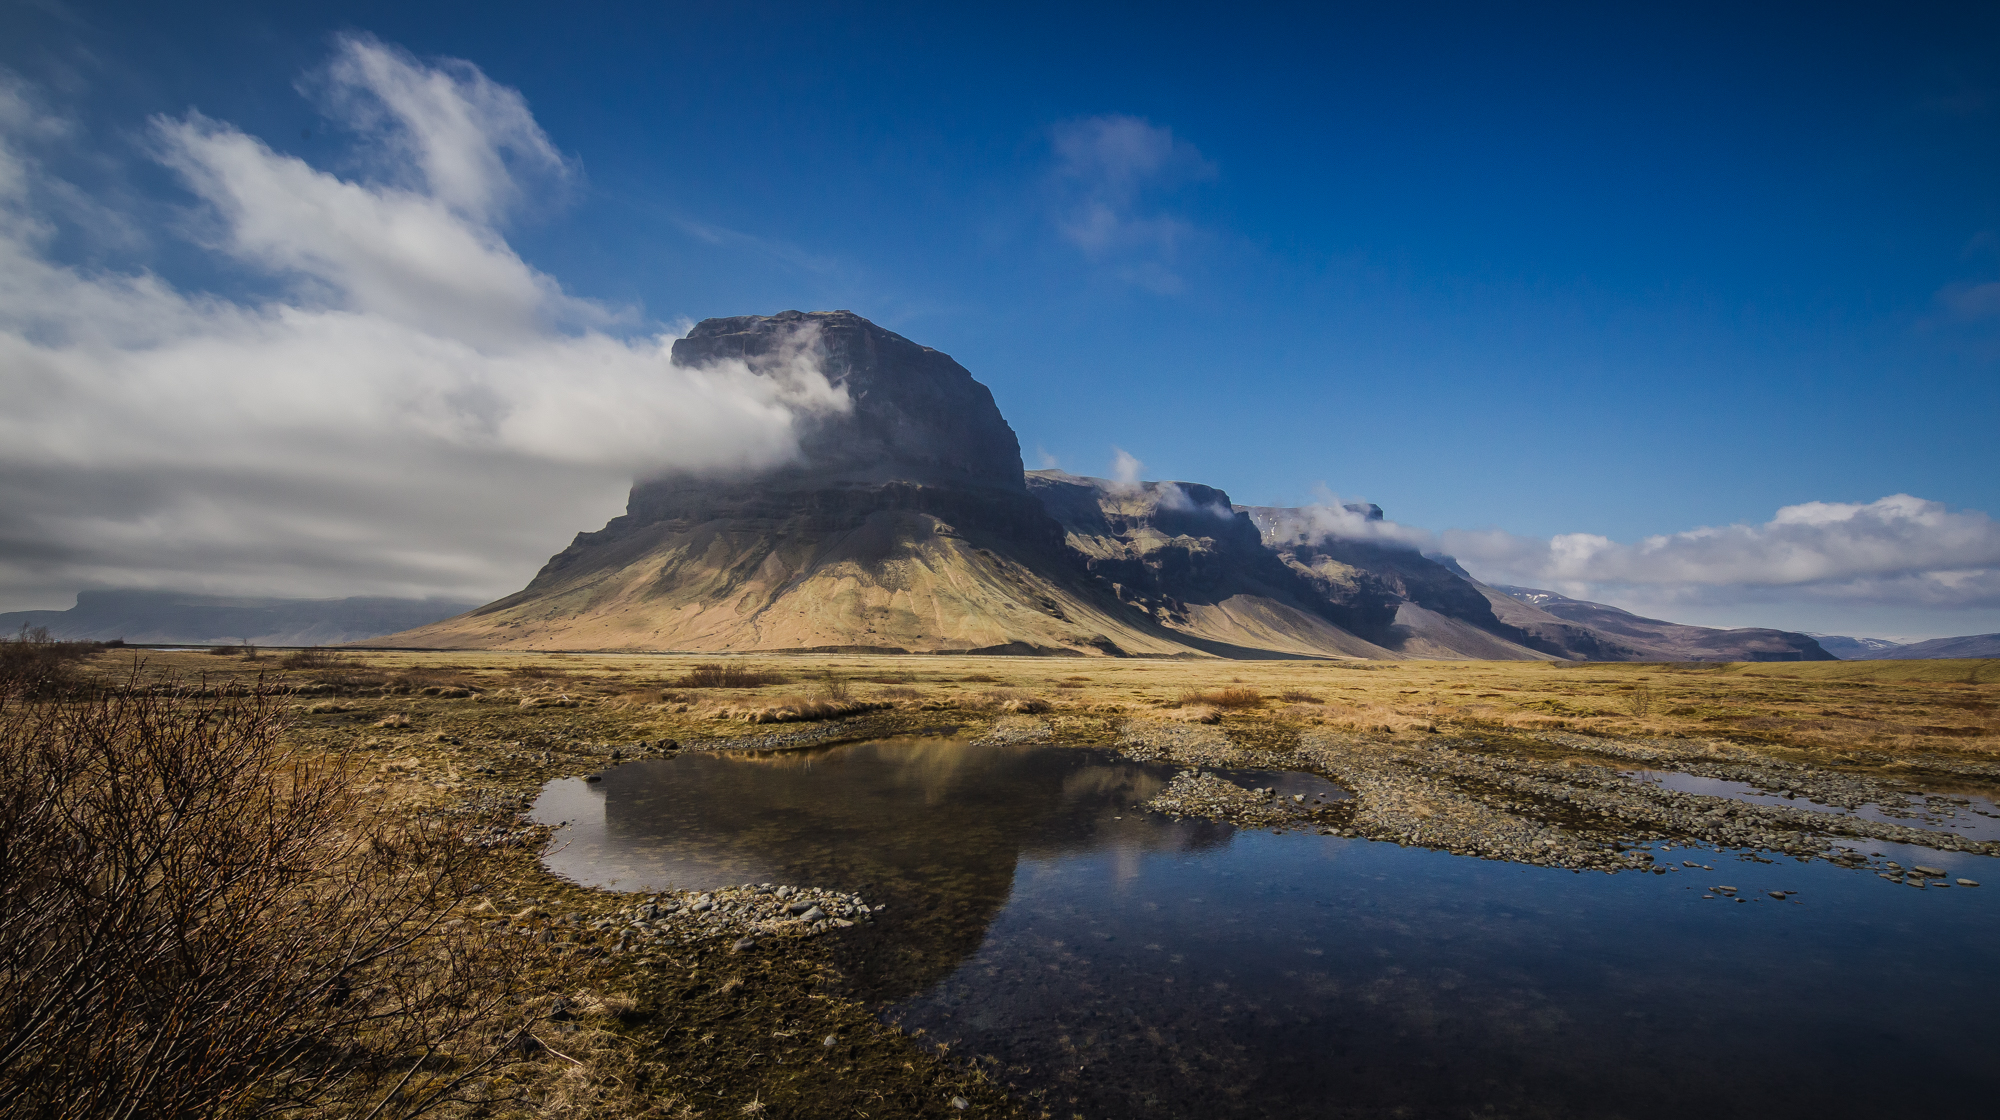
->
left=799, top=906, right=827, bottom=923
left=1958, top=879, right=1980, bottom=887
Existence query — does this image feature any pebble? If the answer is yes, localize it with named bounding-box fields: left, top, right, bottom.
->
left=1958, top=879, right=1980, bottom=887
left=1912, top=865, right=1947, bottom=877
left=731, top=936, right=757, bottom=952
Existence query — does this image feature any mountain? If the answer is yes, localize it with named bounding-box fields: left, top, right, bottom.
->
left=366, top=310, right=1855, bottom=662
left=1026, top=474, right=1398, bottom=659
left=1878, top=633, right=2000, bottom=660
left=0, top=590, right=477, bottom=646
left=367, top=312, right=1198, bottom=655
left=1492, top=587, right=1835, bottom=661
left=1809, top=634, right=1907, bottom=659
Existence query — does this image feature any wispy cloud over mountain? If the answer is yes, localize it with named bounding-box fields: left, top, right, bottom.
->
left=0, top=37, right=848, bottom=608
left=1049, top=114, right=1214, bottom=292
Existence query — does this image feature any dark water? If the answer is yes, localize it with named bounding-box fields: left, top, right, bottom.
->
left=532, top=738, right=2000, bottom=1120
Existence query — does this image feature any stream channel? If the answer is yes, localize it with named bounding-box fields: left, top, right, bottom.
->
left=531, top=735, right=1999, bottom=1119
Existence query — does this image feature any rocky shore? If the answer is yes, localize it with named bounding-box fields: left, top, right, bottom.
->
left=1089, top=713, right=2000, bottom=876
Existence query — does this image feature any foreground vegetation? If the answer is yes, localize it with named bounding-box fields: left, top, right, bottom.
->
left=5, top=637, right=1993, bottom=1118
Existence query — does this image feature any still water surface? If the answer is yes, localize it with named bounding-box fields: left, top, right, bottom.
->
left=532, top=737, right=1999, bottom=1119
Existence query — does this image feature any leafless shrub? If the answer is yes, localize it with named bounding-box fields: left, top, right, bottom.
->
left=0, top=626, right=101, bottom=697
left=1627, top=686, right=1654, bottom=718
left=508, top=665, right=569, bottom=680
left=281, top=647, right=362, bottom=671
left=0, top=677, right=552, bottom=1119
left=873, top=686, right=921, bottom=700
left=674, top=663, right=787, bottom=689
left=1277, top=689, right=1324, bottom=704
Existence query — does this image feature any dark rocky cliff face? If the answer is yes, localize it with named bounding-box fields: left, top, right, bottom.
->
left=1026, top=473, right=1394, bottom=639
left=662, top=310, right=1026, bottom=493
left=495, top=311, right=1069, bottom=614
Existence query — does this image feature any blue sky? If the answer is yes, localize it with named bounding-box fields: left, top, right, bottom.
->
left=4, top=1, right=1998, bottom=639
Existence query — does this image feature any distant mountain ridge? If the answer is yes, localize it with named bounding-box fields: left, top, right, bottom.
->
left=1878, top=633, right=2000, bottom=660
left=1808, top=634, right=1908, bottom=659
left=0, top=590, right=478, bottom=646
left=360, top=310, right=1881, bottom=662
left=1491, top=587, right=1833, bottom=661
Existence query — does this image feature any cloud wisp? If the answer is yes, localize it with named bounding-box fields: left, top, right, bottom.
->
left=0, top=37, right=848, bottom=608
left=1049, top=114, right=1214, bottom=292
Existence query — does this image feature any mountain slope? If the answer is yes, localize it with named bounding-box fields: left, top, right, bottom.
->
left=1878, top=633, right=2000, bottom=659
left=1026, top=473, right=1399, bottom=659
left=1493, top=587, right=1835, bottom=661
left=1808, top=634, right=1908, bottom=659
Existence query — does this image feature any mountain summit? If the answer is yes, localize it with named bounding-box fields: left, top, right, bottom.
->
left=372, top=311, right=1833, bottom=661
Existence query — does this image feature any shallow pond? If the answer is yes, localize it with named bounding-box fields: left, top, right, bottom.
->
left=533, top=737, right=1999, bottom=1119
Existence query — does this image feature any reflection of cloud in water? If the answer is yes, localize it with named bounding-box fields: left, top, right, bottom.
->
left=529, top=737, right=1228, bottom=998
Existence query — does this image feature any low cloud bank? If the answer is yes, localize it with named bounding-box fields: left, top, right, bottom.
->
left=0, top=37, right=847, bottom=608
left=1266, top=492, right=2000, bottom=627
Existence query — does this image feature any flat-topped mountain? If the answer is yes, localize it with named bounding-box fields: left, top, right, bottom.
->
left=370, top=311, right=1850, bottom=661
left=373, top=312, right=1187, bottom=655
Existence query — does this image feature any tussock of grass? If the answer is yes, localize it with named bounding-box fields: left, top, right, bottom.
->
left=733, top=696, right=890, bottom=724
left=1281, top=699, right=1432, bottom=733
left=971, top=689, right=1052, bottom=714
left=1179, top=687, right=1263, bottom=709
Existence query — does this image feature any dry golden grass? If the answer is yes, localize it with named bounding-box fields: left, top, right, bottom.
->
left=79, top=645, right=2000, bottom=769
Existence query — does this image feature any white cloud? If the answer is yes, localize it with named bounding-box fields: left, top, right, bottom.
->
left=1256, top=487, right=1435, bottom=551
left=1264, top=492, right=2000, bottom=623
left=0, top=36, right=847, bottom=609
left=1108, top=446, right=1144, bottom=487
left=1049, top=114, right=1214, bottom=292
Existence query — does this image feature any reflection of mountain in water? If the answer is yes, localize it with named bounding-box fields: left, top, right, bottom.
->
left=532, top=738, right=1231, bottom=999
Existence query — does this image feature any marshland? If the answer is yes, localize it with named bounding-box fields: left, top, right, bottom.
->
left=7, top=638, right=1996, bottom=1118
